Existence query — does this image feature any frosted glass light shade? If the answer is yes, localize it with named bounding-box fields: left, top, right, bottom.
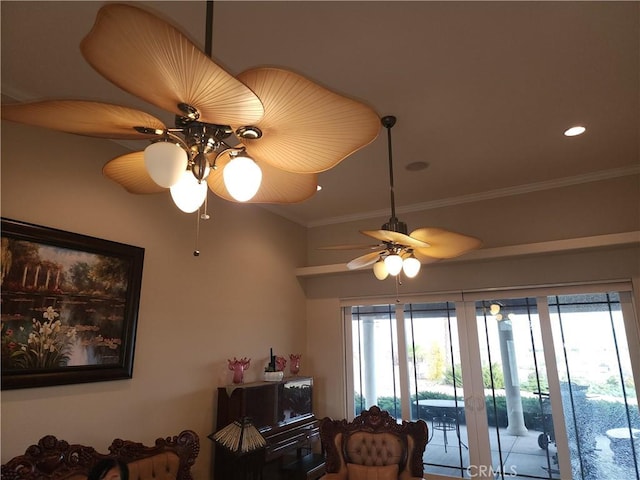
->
left=144, top=141, right=188, bottom=188
left=384, top=254, right=403, bottom=276
left=170, top=170, right=207, bottom=213
left=223, top=154, right=262, bottom=202
left=402, top=255, right=421, bottom=278
left=373, top=259, right=389, bottom=280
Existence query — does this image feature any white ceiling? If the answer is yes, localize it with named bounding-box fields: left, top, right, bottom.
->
left=2, top=1, right=638, bottom=227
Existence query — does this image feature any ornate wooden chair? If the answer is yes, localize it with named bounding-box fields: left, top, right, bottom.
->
left=319, top=406, right=428, bottom=480
left=1, top=430, right=199, bottom=480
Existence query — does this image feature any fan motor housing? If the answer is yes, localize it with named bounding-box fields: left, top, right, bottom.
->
left=382, top=218, right=408, bottom=235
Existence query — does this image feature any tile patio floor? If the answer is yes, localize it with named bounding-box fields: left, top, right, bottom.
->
left=422, top=425, right=639, bottom=479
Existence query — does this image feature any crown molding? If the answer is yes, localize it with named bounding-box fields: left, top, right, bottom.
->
left=306, top=165, right=640, bottom=228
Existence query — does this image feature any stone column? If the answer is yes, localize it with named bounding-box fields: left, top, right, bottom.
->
left=498, top=317, right=528, bottom=436
left=363, top=318, right=377, bottom=409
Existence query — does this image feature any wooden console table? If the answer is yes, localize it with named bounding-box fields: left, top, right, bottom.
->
left=214, top=377, right=325, bottom=479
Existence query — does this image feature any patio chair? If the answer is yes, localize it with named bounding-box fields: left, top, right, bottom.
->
left=432, top=416, right=458, bottom=453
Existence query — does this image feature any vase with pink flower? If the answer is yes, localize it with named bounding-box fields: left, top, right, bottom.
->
left=275, top=356, right=287, bottom=372
left=228, top=357, right=251, bottom=384
left=289, top=354, right=301, bottom=375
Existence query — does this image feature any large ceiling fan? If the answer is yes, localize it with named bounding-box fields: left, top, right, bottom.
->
left=323, top=115, right=482, bottom=280
left=1, top=2, right=380, bottom=212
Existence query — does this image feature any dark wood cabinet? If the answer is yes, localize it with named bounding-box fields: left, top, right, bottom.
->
left=214, top=377, right=324, bottom=479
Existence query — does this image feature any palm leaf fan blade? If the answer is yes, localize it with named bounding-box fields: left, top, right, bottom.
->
left=207, top=150, right=317, bottom=203
left=411, top=227, right=482, bottom=259
left=235, top=67, right=380, bottom=173
left=103, top=152, right=167, bottom=194
left=347, top=251, right=385, bottom=270
left=80, top=3, right=264, bottom=126
left=318, top=244, right=382, bottom=251
left=411, top=251, right=442, bottom=264
left=1, top=101, right=165, bottom=140
left=361, top=229, right=430, bottom=249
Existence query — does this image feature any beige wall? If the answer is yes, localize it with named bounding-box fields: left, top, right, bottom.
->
left=0, top=121, right=308, bottom=478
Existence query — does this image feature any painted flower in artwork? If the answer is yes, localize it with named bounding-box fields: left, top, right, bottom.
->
left=1, top=323, right=19, bottom=365
left=9, top=307, right=77, bottom=369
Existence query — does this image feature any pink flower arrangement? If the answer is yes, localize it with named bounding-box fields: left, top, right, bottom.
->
left=228, top=357, right=251, bottom=384
left=289, top=354, right=301, bottom=375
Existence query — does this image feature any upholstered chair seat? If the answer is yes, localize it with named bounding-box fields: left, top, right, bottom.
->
left=319, top=406, right=428, bottom=480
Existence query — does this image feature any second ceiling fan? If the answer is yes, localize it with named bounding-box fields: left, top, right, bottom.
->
left=324, top=115, right=482, bottom=280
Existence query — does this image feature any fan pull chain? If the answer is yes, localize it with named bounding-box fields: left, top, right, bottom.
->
left=194, top=212, right=201, bottom=257
left=201, top=194, right=211, bottom=220
left=194, top=196, right=211, bottom=257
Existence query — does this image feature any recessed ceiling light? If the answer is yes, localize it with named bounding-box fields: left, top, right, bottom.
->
left=405, top=161, right=430, bottom=171
left=564, top=126, right=586, bottom=137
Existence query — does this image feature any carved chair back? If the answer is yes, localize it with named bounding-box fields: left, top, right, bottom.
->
left=1, top=430, right=199, bottom=480
left=319, top=406, right=428, bottom=480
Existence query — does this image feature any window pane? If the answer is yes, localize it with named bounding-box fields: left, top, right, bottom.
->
left=549, top=293, right=640, bottom=480
left=476, top=298, right=558, bottom=480
left=405, top=302, right=469, bottom=477
left=351, top=305, right=400, bottom=417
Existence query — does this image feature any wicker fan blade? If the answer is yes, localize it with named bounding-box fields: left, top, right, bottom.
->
left=103, top=152, right=167, bottom=194
left=80, top=4, right=264, bottom=126
left=347, top=251, right=385, bottom=270
left=1, top=101, right=165, bottom=139
left=318, top=244, right=382, bottom=251
left=234, top=67, right=380, bottom=174
left=411, top=227, right=482, bottom=259
left=411, top=251, right=442, bottom=264
left=361, top=230, right=430, bottom=249
left=207, top=150, right=317, bottom=204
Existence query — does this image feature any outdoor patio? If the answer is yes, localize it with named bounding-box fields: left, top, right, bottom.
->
left=422, top=424, right=638, bottom=479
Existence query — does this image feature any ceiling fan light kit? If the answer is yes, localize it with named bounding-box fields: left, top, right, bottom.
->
left=170, top=169, right=209, bottom=214
left=324, top=115, right=483, bottom=281
left=144, top=141, right=189, bottom=188
left=223, top=151, right=263, bottom=202
left=383, top=253, right=404, bottom=276
left=1, top=2, right=379, bottom=216
left=402, top=254, right=421, bottom=278
left=373, top=259, right=389, bottom=280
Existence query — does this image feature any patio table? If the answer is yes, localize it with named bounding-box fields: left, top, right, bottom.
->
left=415, top=399, right=467, bottom=449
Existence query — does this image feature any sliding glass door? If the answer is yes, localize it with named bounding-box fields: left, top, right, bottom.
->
left=474, top=296, right=558, bottom=479
left=405, top=301, right=469, bottom=476
left=345, top=284, right=640, bottom=480
left=547, top=292, right=639, bottom=479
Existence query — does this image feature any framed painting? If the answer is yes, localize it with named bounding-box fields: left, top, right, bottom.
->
left=1, top=218, right=144, bottom=390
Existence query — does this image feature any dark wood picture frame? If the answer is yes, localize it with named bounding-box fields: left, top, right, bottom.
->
left=1, top=218, right=144, bottom=390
